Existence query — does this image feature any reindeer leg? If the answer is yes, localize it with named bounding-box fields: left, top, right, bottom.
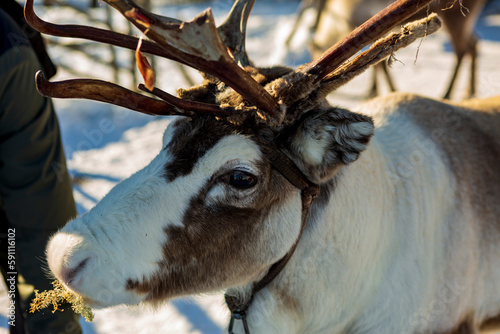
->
left=438, top=0, right=484, bottom=100
left=443, top=53, right=464, bottom=100
left=285, top=0, right=312, bottom=47
left=367, top=65, right=378, bottom=98
left=466, top=37, right=478, bottom=99
left=381, top=61, right=396, bottom=92
left=367, top=63, right=395, bottom=98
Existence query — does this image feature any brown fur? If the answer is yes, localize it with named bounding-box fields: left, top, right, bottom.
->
left=125, top=93, right=376, bottom=302
left=129, top=86, right=500, bottom=329
left=369, top=94, right=500, bottom=333
left=178, top=66, right=294, bottom=110
left=383, top=94, right=500, bottom=333
left=436, top=315, right=476, bottom=334
left=402, top=95, right=500, bottom=236
left=164, top=116, right=243, bottom=181
left=126, top=117, right=299, bottom=302
left=479, top=312, right=500, bottom=332
left=370, top=98, right=500, bottom=331
left=275, top=286, right=302, bottom=315
left=380, top=94, right=500, bottom=239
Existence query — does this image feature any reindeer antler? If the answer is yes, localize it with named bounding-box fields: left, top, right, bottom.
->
left=264, top=0, right=438, bottom=124
left=108, top=0, right=279, bottom=114
left=25, top=0, right=279, bottom=119
left=35, top=71, right=238, bottom=117
left=302, top=0, right=435, bottom=79
left=27, top=0, right=439, bottom=127
left=218, top=0, right=254, bottom=67
left=24, top=0, right=183, bottom=63
left=35, top=71, right=176, bottom=116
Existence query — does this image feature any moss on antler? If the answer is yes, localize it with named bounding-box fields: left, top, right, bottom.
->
left=29, top=280, right=94, bottom=322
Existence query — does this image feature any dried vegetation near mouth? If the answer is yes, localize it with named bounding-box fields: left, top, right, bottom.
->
left=29, top=280, right=94, bottom=322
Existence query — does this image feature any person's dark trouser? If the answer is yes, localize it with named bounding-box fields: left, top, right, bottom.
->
left=0, top=36, right=82, bottom=334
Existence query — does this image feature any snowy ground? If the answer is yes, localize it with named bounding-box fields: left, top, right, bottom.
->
left=1, top=0, right=500, bottom=333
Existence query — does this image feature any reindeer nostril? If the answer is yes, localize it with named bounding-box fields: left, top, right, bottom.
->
left=63, top=257, right=90, bottom=286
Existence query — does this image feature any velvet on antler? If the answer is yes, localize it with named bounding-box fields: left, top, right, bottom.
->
left=264, top=0, right=437, bottom=122
left=25, top=0, right=279, bottom=120
left=301, top=0, right=435, bottom=79
left=26, top=0, right=440, bottom=127
left=268, top=13, right=442, bottom=125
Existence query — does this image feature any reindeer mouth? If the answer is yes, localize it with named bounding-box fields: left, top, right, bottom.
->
left=81, top=296, right=105, bottom=309
left=62, top=257, right=90, bottom=287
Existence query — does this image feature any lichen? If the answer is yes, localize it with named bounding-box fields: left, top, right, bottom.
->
left=29, top=280, right=94, bottom=322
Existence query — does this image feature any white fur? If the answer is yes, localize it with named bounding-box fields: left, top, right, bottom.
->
left=47, top=96, right=500, bottom=333
left=47, top=133, right=264, bottom=307
left=231, top=99, right=500, bottom=333
left=300, top=127, right=333, bottom=165
left=296, top=120, right=374, bottom=167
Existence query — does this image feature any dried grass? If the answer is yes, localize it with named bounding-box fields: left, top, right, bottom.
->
left=29, top=280, right=94, bottom=322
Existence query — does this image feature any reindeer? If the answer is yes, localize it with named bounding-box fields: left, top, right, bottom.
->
left=24, top=0, right=500, bottom=333
left=294, top=0, right=486, bottom=99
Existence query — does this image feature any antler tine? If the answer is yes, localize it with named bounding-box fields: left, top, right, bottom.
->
left=35, top=71, right=180, bottom=116
left=218, top=0, right=254, bottom=67
left=302, top=0, right=435, bottom=80
left=24, top=0, right=187, bottom=64
left=35, top=71, right=239, bottom=118
left=137, top=84, right=234, bottom=117
left=320, top=14, right=442, bottom=93
left=103, top=0, right=280, bottom=118
left=265, top=0, right=440, bottom=126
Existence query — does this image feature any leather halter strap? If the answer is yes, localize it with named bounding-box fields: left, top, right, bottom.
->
left=225, top=147, right=320, bottom=334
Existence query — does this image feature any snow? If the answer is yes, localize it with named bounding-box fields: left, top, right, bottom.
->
left=1, top=0, right=500, bottom=333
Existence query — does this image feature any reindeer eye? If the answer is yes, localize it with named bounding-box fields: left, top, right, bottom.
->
left=229, top=171, right=257, bottom=189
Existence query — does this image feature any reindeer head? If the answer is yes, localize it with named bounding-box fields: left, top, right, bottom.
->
left=26, top=0, right=439, bottom=308
left=47, top=107, right=374, bottom=307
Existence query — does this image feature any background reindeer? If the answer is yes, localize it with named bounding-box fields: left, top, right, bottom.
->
left=288, top=0, right=486, bottom=99
left=22, top=0, right=500, bottom=333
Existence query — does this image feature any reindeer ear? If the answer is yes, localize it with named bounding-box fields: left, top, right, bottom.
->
left=285, top=107, right=374, bottom=183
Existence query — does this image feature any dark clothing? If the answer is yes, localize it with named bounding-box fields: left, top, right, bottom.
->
left=0, top=4, right=81, bottom=334
left=0, top=9, right=31, bottom=55
left=0, top=0, right=57, bottom=78
left=0, top=9, right=76, bottom=231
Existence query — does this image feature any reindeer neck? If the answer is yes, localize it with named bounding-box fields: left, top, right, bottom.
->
left=227, top=138, right=396, bottom=333
left=224, top=144, right=320, bottom=333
